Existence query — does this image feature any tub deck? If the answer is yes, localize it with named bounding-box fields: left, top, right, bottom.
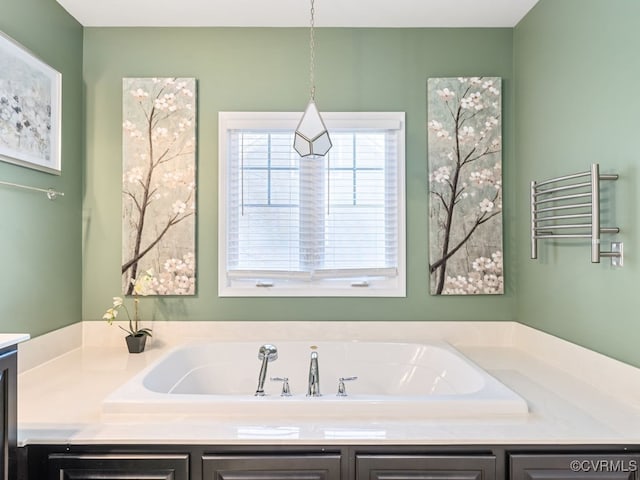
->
left=16, top=321, right=640, bottom=445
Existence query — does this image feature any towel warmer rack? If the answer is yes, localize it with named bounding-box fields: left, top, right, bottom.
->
left=530, top=164, right=622, bottom=263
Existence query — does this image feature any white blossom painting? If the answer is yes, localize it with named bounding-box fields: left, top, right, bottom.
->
left=428, top=77, right=503, bottom=295
left=0, top=31, right=61, bottom=174
left=122, top=77, right=196, bottom=295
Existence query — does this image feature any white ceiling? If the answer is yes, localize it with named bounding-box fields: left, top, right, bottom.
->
left=55, top=0, right=540, bottom=28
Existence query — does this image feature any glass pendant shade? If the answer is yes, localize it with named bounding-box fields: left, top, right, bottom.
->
left=294, top=100, right=332, bottom=158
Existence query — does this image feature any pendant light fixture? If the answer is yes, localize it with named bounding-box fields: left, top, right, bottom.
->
left=293, top=0, right=332, bottom=158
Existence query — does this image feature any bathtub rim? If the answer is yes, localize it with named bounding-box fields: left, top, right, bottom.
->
left=101, top=339, right=529, bottom=419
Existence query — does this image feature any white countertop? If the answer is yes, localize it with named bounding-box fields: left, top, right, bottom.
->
left=16, top=321, right=640, bottom=446
left=0, top=333, right=29, bottom=351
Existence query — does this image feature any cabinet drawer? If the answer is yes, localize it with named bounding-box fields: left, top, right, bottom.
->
left=48, top=453, right=189, bottom=480
left=203, top=454, right=342, bottom=480
left=510, top=454, right=640, bottom=480
left=356, top=454, right=496, bottom=480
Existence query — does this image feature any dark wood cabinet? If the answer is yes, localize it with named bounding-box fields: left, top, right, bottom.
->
left=202, top=454, right=342, bottom=480
left=356, top=454, right=496, bottom=480
left=0, top=346, right=17, bottom=480
left=23, top=445, right=640, bottom=480
left=510, top=454, right=639, bottom=480
left=47, top=453, right=189, bottom=480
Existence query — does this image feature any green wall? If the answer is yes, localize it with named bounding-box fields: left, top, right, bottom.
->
left=0, top=0, right=83, bottom=336
left=514, top=0, right=640, bottom=366
left=10, top=1, right=639, bottom=369
left=82, top=27, right=516, bottom=323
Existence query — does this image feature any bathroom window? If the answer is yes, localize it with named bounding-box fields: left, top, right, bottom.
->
left=218, top=111, right=405, bottom=297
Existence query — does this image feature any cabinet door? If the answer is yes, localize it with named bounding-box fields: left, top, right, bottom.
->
left=356, top=454, right=496, bottom=480
left=510, top=454, right=639, bottom=480
left=0, top=348, right=17, bottom=480
left=203, top=454, right=342, bottom=480
left=48, top=453, right=189, bottom=480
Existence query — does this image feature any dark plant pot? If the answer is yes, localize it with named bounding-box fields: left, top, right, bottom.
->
left=125, top=334, right=147, bottom=354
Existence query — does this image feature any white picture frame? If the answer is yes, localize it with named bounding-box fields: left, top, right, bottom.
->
left=0, top=31, right=62, bottom=174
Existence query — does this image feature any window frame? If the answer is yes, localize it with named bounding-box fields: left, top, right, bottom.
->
left=218, top=111, right=406, bottom=297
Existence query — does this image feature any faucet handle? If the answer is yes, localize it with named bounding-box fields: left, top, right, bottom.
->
left=336, top=376, right=358, bottom=397
left=270, top=377, right=292, bottom=396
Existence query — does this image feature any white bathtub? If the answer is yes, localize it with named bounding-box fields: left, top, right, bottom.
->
left=102, top=341, right=528, bottom=418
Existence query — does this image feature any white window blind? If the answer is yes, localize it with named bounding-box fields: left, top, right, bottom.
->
left=219, top=112, right=405, bottom=297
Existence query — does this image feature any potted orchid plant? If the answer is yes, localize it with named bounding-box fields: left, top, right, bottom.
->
left=103, top=270, right=154, bottom=353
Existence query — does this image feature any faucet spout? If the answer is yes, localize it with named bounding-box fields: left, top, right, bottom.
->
left=307, top=350, right=321, bottom=397
left=255, top=344, right=278, bottom=396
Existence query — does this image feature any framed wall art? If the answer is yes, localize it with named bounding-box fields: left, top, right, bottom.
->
left=122, top=77, right=197, bottom=296
left=428, top=77, right=503, bottom=295
left=0, top=31, right=61, bottom=174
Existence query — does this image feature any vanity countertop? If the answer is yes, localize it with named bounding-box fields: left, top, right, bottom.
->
left=0, top=333, right=30, bottom=350
left=16, top=321, right=640, bottom=446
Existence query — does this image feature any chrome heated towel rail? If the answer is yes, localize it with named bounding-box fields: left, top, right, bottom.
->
left=530, top=164, right=621, bottom=263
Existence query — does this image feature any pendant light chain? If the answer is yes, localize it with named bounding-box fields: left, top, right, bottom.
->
left=309, top=0, right=316, bottom=100
left=293, top=0, right=332, bottom=158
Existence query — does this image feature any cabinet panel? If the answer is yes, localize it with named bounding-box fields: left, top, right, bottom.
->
left=0, top=369, right=6, bottom=480
left=356, top=454, right=496, bottom=480
left=203, top=454, right=342, bottom=480
left=47, top=453, right=189, bottom=480
left=0, top=348, right=17, bottom=480
left=510, top=454, right=639, bottom=480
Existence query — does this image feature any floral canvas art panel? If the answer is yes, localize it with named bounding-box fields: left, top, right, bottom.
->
left=427, top=77, right=503, bottom=295
left=122, top=77, right=196, bottom=295
left=0, top=31, right=61, bottom=174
